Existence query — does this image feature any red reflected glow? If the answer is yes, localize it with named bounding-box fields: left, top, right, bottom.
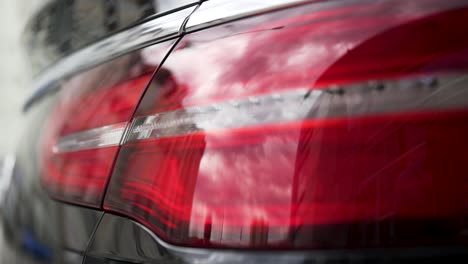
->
left=40, top=56, right=155, bottom=207
left=43, top=147, right=118, bottom=206
left=59, top=70, right=154, bottom=136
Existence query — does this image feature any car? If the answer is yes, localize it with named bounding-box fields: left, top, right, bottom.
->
left=2, top=0, right=468, bottom=263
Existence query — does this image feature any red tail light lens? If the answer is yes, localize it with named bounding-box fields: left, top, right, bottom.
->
left=40, top=40, right=177, bottom=207
left=104, top=0, right=468, bottom=249
left=40, top=68, right=153, bottom=207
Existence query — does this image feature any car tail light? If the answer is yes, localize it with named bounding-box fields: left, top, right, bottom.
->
left=106, top=76, right=468, bottom=249
left=103, top=0, right=468, bottom=249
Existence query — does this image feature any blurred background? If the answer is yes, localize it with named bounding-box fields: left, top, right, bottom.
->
left=0, top=0, right=44, bottom=154
left=0, top=0, right=43, bottom=256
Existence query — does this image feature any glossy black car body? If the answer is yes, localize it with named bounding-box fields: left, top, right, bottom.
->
left=2, top=0, right=468, bottom=263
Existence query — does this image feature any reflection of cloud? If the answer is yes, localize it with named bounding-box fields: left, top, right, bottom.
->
left=162, top=4, right=368, bottom=109
left=163, top=34, right=251, bottom=104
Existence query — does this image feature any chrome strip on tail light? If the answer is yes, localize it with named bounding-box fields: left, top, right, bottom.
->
left=53, top=122, right=127, bottom=153
left=127, top=75, right=468, bottom=142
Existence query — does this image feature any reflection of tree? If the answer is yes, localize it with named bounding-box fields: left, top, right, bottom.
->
left=250, top=218, right=269, bottom=246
